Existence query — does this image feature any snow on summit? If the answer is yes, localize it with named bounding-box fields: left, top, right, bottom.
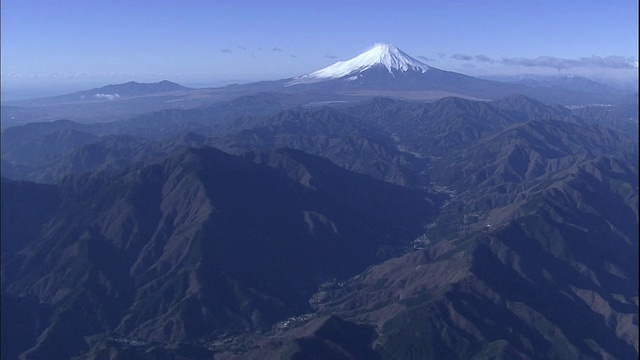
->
left=289, top=43, right=430, bottom=85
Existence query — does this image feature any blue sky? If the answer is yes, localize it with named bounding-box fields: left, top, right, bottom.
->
left=1, top=0, right=638, bottom=99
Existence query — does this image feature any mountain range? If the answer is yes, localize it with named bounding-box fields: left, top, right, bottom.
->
left=2, top=44, right=636, bottom=129
left=1, top=44, right=638, bottom=359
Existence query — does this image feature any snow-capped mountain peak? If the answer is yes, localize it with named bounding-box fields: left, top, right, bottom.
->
left=289, top=43, right=430, bottom=85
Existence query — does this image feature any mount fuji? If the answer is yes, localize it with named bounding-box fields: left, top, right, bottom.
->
left=286, top=43, right=483, bottom=94
left=288, top=43, right=430, bottom=84
left=283, top=43, right=621, bottom=104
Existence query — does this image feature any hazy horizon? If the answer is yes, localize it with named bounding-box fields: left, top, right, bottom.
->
left=2, top=0, right=638, bottom=101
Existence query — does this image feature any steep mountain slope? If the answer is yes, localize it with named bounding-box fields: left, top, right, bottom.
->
left=1, top=91, right=637, bottom=359
left=4, top=94, right=636, bottom=189
left=307, top=153, right=638, bottom=359
left=11, top=133, right=210, bottom=184
left=214, top=107, right=431, bottom=188
left=1, top=128, right=99, bottom=166
left=1, top=147, right=435, bottom=358
left=1, top=179, right=63, bottom=360
left=1, top=179, right=61, bottom=262
left=423, top=119, right=638, bottom=240
left=220, top=118, right=638, bottom=360
left=1, top=93, right=297, bottom=182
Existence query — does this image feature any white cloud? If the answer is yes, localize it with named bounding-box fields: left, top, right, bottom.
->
left=94, top=93, right=120, bottom=100
left=451, top=54, right=473, bottom=61
left=418, top=55, right=435, bottom=61
left=474, top=54, right=496, bottom=64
